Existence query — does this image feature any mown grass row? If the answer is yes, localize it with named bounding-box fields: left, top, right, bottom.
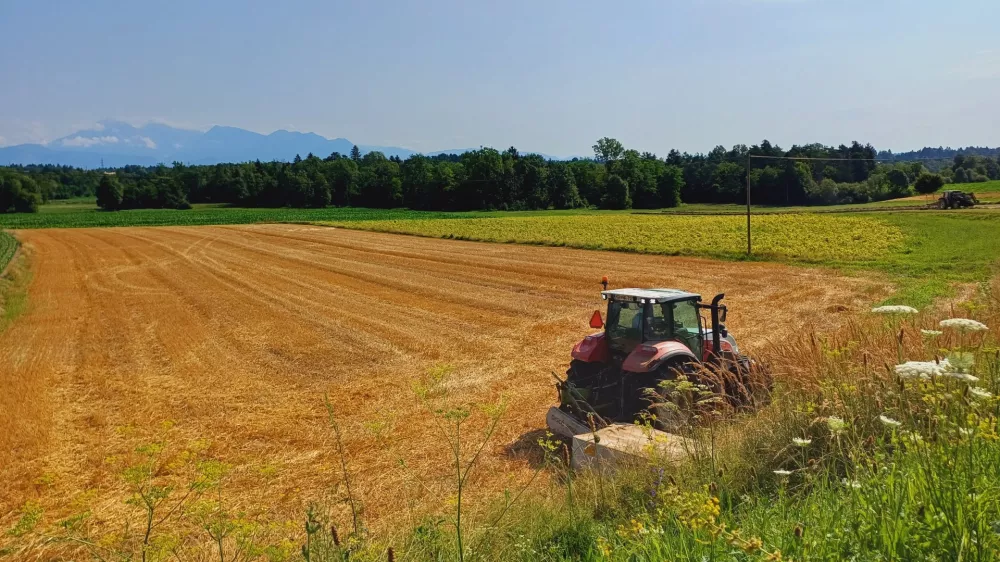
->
left=0, top=231, right=17, bottom=273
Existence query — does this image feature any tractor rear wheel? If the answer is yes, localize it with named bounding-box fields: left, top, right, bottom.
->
left=645, top=359, right=697, bottom=432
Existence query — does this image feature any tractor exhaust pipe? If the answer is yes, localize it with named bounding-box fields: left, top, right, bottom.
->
left=710, top=293, right=724, bottom=359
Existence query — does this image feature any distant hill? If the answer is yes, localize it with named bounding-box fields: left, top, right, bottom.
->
left=0, top=120, right=575, bottom=167
left=0, top=120, right=417, bottom=168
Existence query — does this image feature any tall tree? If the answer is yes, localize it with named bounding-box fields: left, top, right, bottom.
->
left=96, top=173, right=124, bottom=210
left=350, top=145, right=362, bottom=162
left=592, top=137, right=625, bottom=166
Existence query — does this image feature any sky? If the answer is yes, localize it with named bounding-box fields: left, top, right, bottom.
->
left=1, top=0, right=998, bottom=156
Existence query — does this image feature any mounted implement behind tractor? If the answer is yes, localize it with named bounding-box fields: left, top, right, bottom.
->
left=936, top=190, right=979, bottom=209
left=547, top=277, right=767, bottom=438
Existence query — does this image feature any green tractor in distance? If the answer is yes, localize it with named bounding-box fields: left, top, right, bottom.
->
left=546, top=277, right=767, bottom=438
left=937, top=190, right=979, bottom=209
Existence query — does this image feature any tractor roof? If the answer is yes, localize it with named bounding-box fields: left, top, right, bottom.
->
left=602, top=288, right=701, bottom=303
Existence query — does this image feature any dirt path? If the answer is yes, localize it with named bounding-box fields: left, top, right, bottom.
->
left=0, top=224, right=888, bottom=532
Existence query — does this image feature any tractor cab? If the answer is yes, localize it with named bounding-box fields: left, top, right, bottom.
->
left=599, top=288, right=706, bottom=359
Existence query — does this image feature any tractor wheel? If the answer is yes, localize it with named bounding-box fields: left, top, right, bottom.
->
left=560, top=360, right=604, bottom=417
left=645, top=359, right=697, bottom=432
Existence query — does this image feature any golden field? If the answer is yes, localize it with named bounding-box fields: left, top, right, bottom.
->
left=0, top=224, right=889, bottom=552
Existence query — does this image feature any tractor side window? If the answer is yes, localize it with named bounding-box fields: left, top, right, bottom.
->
left=607, top=301, right=642, bottom=346
left=672, top=300, right=700, bottom=334
left=671, top=300, right=702, bottom=357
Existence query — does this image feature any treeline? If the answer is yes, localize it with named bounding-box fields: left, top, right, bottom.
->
left=5, top=138, right=996, bottom=214
left=942, top=154, right=1000, bottom=184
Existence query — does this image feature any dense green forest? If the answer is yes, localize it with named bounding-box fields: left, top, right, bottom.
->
left=3, top=139, right=998, bottom=214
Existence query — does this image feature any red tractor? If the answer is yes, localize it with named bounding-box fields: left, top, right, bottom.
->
left=547, top=278, right=761, bottom=437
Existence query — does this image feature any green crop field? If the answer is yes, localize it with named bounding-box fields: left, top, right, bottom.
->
left=322, top=213, right=905, bottom=262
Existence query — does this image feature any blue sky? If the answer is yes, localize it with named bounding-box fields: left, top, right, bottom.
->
left=1, top=0, right=997, bottom=156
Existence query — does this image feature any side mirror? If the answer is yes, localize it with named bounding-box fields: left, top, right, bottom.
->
left=589, top=310, right=604, bottom=329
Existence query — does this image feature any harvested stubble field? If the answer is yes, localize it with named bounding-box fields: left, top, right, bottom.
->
left=0, top=224, right=889, bottom=538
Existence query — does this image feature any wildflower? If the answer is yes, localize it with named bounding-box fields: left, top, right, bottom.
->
left=872, top=305, right=918, bottom=314
left=773, top=469, right=792, bottom=476
left=826, top=416, right=846, bottom=434
left=596, top=537, right=611, bottom=558
left=939, top=318, right=989, bottom=332
left=945, top=352, right=975, bottom=373
left=894, top=360, right=947, bottom=379
left=841, top=478, right=862, bottom=489
left=879, top=415, right=902, bottom=427
left=970, top=387, right=993, bottom=400
left=943, top=372, right=980, bottom=383
left=959, top=428, right=974, bottom=437
left=921, top=329, right=943, bottom=337
left=792, top=437, right=812, bottom=447
left=902, top=431, right=923, bottom=444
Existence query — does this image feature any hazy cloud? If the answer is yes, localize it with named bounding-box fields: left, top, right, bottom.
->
left=61, top=135, right=119, bottom=147
left=138, top=136, right=157, bottom=149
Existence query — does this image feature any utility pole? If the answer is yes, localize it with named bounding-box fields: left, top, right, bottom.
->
left=746, top=154, right=752, bottom=256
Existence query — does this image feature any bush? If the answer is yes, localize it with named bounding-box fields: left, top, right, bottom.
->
left=914, top=173, right=945, bottom=194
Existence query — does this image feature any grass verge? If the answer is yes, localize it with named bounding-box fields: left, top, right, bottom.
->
left=0, top=235, right=30, bottom=333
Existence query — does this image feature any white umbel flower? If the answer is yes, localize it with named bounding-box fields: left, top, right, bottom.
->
left=879, top=415, right=902, bottom=427
left=943, top=372, right=980, bottom=383
left=792, top=437, right=812, bottom=447
left=894, top=360, right=947, bottom=379
left=773, top=469, right=793, bottom=476
left=827, top=416, right=846, bottom=434
left=920, top=329, right=943, bottom=337
left=872, top=305, right=919, bottom=314
left=969, top=387, right=993, bottom=400
left=940, top=318, right=989, bottom=332
left=842, top=478, right=862, bottom=489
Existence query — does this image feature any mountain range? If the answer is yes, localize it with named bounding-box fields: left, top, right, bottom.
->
left=0, top=120, right=518, bottom=168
